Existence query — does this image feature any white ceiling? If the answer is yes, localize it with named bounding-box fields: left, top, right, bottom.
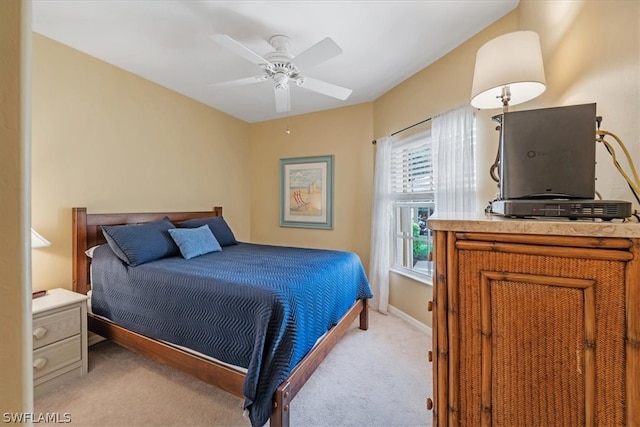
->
left=32, top=0, right=519, bottom=123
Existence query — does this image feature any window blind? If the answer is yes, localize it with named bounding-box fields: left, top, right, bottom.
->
left=390, top=131, right=434, bottom=202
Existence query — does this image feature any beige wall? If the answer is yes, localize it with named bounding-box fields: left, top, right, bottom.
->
left=372, top=10, right=518, bottom=326
left=372, top=0, right=639, bottom=326
left=31, top=34, right=252, bottom=291
left=373, top=10, right=518, bottom=209
left=26, top=0, right=640, bottom=342
left=0, top=0, right=33, bottom=416
left=249, top=103, right=374, bottom=266
left=519, top=0, right=640, bottom=204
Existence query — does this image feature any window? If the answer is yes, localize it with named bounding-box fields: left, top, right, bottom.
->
left=390, top=131, right=434, bottom=280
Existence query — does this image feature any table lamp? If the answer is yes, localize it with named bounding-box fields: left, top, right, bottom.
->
left=31, top=228, right=51, bottom=249
left=470, top=31, right=546, bottom=112
left=31, top=228, right=50, bottom=297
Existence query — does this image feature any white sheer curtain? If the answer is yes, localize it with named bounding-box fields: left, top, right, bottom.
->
left=368, top=136, right=393, bottom=313
left=432, top=105, right=477, bottom=213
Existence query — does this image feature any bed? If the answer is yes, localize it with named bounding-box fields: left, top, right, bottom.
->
left=71, top=206, right=372, bottom=427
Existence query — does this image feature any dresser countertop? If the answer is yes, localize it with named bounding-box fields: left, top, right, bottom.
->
left=427, top=212, right=640, bottom=238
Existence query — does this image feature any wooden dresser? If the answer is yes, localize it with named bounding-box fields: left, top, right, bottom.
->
left=426, top=213, right=639, bottom=426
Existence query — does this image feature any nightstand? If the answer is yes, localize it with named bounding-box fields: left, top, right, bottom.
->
left=32, top=288, right=88, bottom=396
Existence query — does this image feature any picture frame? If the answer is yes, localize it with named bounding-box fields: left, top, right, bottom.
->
left=280, top=155, right=334, bottom=229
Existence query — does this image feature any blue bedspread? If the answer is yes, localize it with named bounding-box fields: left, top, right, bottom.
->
left=91, top=242, right=372, bottom=426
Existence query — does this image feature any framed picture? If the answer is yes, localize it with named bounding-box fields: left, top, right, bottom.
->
left=280, top=155, right=334, bottom=229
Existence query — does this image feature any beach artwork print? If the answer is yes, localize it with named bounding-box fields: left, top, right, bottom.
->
left=280, top=155, right=333, bottom=229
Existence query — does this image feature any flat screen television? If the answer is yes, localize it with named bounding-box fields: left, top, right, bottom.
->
left=497, top=103, right=597, bottom=200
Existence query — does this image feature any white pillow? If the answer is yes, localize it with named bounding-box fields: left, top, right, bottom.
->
left=85, top=245, right=100, bottom=258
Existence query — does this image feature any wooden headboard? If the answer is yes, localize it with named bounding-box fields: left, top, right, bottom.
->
left=72, top=206, right=223, bottom=295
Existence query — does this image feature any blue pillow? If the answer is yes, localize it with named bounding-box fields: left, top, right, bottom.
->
left=168, top=225, right=222, bottom=259
left=178, top=216, right=238, bottom=247
left=102, top=219, right=178, bottom=266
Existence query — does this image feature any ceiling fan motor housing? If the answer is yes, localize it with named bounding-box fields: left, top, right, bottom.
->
left=263, top=36, right=300, bottom=88
left=264, top=35, right=294, bottom=63
left=264, top=63, right=299, bottom=87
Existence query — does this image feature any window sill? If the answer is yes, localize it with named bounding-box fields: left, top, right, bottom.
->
left=390, top=266, right=433, bottom=287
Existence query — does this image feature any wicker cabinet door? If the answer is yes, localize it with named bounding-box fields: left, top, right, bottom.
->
left=454, top=244, right=627, bottom=426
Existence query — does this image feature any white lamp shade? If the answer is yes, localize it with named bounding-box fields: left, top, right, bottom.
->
left=470, top=31, right=546, bottom=109
left=31, top=228, right=51, bottom=248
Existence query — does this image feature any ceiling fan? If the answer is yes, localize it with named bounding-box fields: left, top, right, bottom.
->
left=210, top=34, right=353, bottom=113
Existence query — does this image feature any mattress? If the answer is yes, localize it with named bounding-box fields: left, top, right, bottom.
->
left=87, top=289, right=248, bottom=374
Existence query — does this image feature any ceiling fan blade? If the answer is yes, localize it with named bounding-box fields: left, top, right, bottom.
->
left=274, top=85, right=291, bottom=113
left=212, top=34, right=272, bottom=66
left=292, top=37, right=343, bottom=70
left=296, top=77, right=352, bottom=101
left=208, top=76, right=267, bottom=88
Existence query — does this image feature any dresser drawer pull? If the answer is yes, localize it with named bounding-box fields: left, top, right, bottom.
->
left=426, top=398, right=433, bottom=410
left=33, top=357, right=48, bottom=370
left=33, top=327, right=48, bottom=340
left=427, top=301, right=433, bottom=312
left=428, top=350, right=433, bottom=362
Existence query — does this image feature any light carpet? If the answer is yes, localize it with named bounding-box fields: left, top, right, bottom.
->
left=34, top=310, right=433, bottom=427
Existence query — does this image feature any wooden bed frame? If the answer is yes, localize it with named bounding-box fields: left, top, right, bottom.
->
left=71, top=206, right=369, bottom=427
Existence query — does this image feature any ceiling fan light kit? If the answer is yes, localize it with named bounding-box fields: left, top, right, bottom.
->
left=210, top=34, right=352, bottom=113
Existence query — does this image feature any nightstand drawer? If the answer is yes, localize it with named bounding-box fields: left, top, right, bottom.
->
left=33, top=335, right=81, bottom=380
left=33, top=306, right=81, bottom=350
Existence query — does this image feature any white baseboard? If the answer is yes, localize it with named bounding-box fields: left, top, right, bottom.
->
left=388, top=305, right=432, bottom=336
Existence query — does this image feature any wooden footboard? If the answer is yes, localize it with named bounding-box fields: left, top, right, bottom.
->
left=72, top=207, right=369, bottom=427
